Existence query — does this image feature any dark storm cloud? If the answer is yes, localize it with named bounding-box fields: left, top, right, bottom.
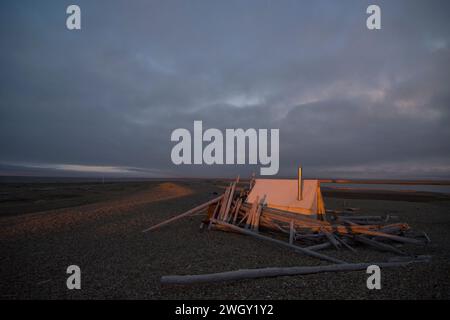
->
left=0, top=0, right=449, bottom=178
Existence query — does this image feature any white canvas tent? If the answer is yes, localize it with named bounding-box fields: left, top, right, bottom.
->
left=246, top=179, right=326, bottom=219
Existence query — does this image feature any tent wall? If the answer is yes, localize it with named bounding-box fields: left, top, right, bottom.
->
left=246, top=179, right=326, bottom=219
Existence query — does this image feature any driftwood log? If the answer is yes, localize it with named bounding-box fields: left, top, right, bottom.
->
left=142, top=195, right=224, bottom=232
left=161, top=257, right=430, bottom=285
left=353, top=235, right=407, bottom=255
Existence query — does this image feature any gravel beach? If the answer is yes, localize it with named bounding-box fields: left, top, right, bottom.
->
left=1, top=180, right=449, bottom=299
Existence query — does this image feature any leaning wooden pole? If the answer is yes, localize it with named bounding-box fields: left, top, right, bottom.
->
left=161, top=258, right=430, bottom=285
left=142, top=195, right=224, bottom=232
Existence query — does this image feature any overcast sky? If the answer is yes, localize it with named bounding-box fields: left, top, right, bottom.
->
left=1, top=0, right=449, bottom=179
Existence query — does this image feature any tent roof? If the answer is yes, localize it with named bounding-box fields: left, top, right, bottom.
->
left=247, top=179, right=320, bottom=214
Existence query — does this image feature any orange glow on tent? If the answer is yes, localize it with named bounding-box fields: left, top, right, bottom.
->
left=246, top=179, right=326, bottom=219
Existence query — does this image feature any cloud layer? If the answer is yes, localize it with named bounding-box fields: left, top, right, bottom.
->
left=1, top=0, right=449, bottom=178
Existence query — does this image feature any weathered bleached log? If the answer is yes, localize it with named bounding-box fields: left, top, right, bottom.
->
left=340, top=219, right=382, bottom=226
left=231, top=198, right=242, bottom=224
left=304, top=242, right=332, bottom=251
left=353, top=235, right=407, bottom=255
left=379, top=224, right=408, bottom=234
left=245, top=195, right=259, bottom=229
left=296, top=223, right=408, bottom=236
left=237, top=207, right=250, bottom=226
left=289, top=220, right=295, bottom=245
left=142, top=195, right=224, bottom=232
left=212, top=223, right=243, bottom=234
left=208, top=200, right=222, bottom=230
left=342, top=219, right=358, bottom=226
left=320, top=228, right=340, bottom=250
left=161, top=259, right=428, bottom=285
left=252, top=195, right=266, bottom=231
left=223, top=177, right=239, bottom=221
left=338, top=216, right=383, bottom=220
left=295, top=233, right=325, bottom=240
left=259, top=217, right=290, bottom=234
left=221, top=185, right=233, bottom=221
left=218, top=183, right=232, bottom=220
left=326, top=209, right=339, bottom=213
left=249, top=172, right=256, bottom=190
left=359, top=230, right=424, bottom=245
left=337, top=216, right=384, bottom=226
left=335, top=236, right=357, bottom=253
left=211, top=219, right=346, bottom=264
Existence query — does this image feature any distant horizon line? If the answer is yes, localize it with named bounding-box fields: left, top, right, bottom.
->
left=1, top=175, right=450, bottom=185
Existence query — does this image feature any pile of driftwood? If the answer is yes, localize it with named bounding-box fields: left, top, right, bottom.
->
left=143, top=176, right=431, bottom=284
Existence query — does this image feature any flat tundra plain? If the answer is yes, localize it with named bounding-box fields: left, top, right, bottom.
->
left=0, top=180, right=449, bottom=299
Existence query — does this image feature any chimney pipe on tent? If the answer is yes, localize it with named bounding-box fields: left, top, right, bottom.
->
left=297, top=166, right=303, bottom=201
